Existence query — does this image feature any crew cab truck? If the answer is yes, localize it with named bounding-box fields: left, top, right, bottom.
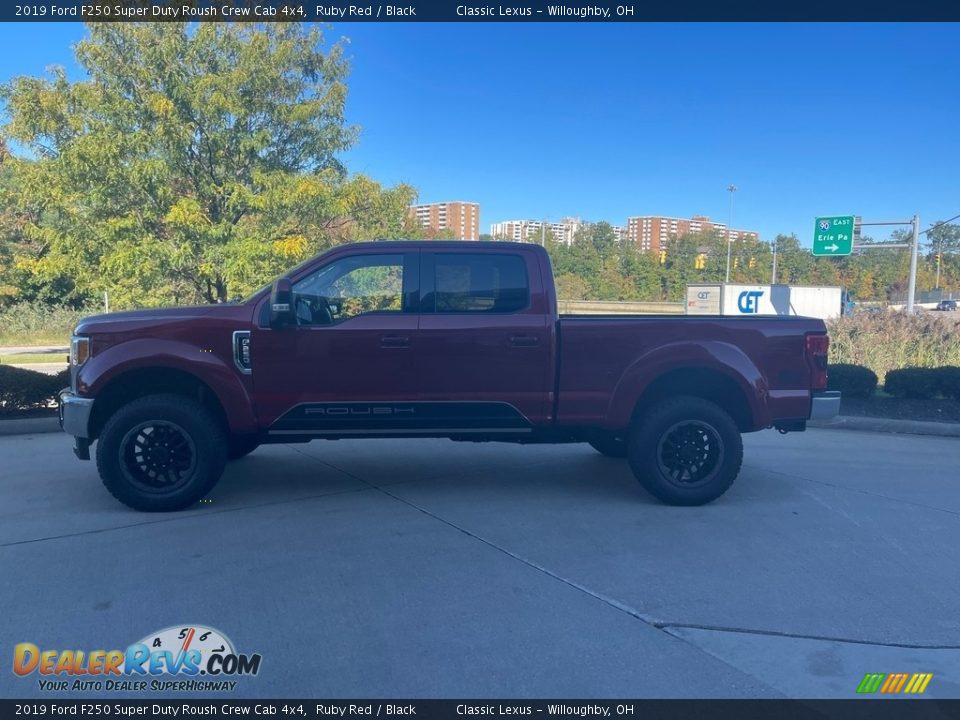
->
left=59, top=241, right=839, bottom=512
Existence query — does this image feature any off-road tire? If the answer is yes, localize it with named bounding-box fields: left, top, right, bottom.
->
left=627, top=395, right=742, bottom=506
left=96, top=393, right=227, bottom=512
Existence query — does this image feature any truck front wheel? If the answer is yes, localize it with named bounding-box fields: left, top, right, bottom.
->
left=628, top=396, right=742, bottom=506
left=96, top=394, right=227, bottom=512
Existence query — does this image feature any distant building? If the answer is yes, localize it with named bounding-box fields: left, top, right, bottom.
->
left=490, top=217, right=584, bottom=245
left=626, top=214, right=758, bottom=251
left=408, top=201, right=480, bottom=241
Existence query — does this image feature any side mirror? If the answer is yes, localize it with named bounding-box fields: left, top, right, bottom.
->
left=270, top=278, right=295, bottom=328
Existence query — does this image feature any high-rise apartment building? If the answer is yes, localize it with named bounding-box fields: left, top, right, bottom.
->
left=490, top=217, right=585, bottom=245
left=626, top=214, right=758, bottom=251
left=408, top=201, right=480, bottom=241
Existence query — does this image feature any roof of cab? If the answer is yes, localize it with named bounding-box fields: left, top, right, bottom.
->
left=344, top=240, right=544, bottom=252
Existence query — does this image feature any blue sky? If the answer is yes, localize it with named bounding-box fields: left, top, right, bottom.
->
left=1, top=22, right=958, bottom=243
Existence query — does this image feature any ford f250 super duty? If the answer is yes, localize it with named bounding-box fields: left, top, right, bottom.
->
left=59, top=241, right=839, bottom=511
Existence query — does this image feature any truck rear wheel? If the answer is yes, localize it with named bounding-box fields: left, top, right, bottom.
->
left=628, top=396, right=742, bottom=506
left=96, top=393, right=227, bottom=512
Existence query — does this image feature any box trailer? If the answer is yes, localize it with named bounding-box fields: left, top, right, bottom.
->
left=686, top=284, right=846, bottom=320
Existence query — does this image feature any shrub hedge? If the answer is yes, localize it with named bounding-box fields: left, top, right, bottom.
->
left=827, top=312, right=960, bottom=381
left=935, top=366, right=960, bottom=400
left=827, top=364, right=878, bottom=398
left=0, top=365, right=70, bottom=414
left=883, top=368, right=941, bottom=399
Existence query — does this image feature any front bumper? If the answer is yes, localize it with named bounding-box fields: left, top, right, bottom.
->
left=810, top=390, right=841, bottom=420
left=58, top=389, right=94, bottom=459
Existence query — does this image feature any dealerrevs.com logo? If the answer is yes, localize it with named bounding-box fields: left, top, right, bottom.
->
left=13, top=625, right=262, bottom=693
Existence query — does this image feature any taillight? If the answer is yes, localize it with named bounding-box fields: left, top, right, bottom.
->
left=805, top=333, right=829, bottom=390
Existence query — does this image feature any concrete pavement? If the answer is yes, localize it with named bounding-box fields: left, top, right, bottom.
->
left=1, top=429, right=958, bottom=699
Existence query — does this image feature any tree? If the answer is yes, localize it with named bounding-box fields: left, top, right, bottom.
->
left=554, top=273, right=591, bottom=301
left=928, top=222, right=960, bottom=257
left=1, top=23, right=415, bottom=307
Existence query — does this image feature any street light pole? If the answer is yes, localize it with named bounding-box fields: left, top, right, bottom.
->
left=724, top=184, right=737, bottom=283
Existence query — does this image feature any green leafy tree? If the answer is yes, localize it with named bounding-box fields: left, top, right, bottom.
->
left=554, top=273, right=591, bottom=301
left=1, top=23, right=415, bottom=308
left=618, top=242, right=661, bottom=300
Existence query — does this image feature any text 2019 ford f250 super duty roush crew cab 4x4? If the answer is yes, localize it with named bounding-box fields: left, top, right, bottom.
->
left=59, top=241, right=839, bottom=511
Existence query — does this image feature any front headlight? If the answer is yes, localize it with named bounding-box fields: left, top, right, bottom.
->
left=70, top=335, right=91, bottom=366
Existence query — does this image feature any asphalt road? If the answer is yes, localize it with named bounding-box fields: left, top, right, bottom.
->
left=1, top=428, right=959, bottom=700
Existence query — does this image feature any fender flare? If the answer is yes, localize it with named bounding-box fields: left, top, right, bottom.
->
left=78, top=338, right=258, bottom=434
left=606, top=340, right=767, bottom=428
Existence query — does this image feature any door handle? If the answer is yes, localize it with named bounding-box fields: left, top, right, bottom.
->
left=509, top=334, right=540, bottom=347
left=380, top=335, right=410, bottom=348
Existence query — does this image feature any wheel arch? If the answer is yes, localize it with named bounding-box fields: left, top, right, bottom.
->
left=89, top=367, right=230, bottom=441
left=630, top=367, right=756, bottom=433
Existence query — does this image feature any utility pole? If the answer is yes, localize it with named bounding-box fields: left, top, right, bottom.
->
left=541, top=220, right=545, bottom=247
left=771, top=236, right=778, bottom=284
left=935, top=231, right=942, bottom=290
left=724, top=184, right=737, bottom=283
left=906, top=214, right=919, bottom=313
left=849, top=217, right=920, bottom=312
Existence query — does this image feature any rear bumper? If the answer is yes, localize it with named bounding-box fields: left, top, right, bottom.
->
left=810, top=390, right=841, bottom=420
left=58, top=389, right=94, bottom=460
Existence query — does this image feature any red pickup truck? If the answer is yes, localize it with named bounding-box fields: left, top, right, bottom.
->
left=59, top=241, right=839, bottom=511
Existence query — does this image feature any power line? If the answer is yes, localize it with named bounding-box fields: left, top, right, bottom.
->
left=919, top=213, right=960, bottom=236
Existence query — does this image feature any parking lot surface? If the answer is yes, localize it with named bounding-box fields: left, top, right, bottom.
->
left=1, top=428, right=959, bottom=699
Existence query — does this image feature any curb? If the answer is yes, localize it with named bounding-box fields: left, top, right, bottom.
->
left=809, top=415, right=960, bottom=438
left=0, top=417, right=62, bottom=436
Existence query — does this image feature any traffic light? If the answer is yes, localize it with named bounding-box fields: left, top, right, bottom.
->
left=749, top=257, right=756, bottom=269
left=733, top=258, right=740, bottom=270
left=659, top=250, right=667, bottom=264
left=695, top=254, right=706, bottom=270
left=936, top=253, right=942, bottom=265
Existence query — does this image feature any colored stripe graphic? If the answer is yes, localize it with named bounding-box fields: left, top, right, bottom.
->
left=857, top=673, right=886, bottom=693
left=857, top=672, right=932, bottom=694
left=904, top=673, right=933, bottom=694
left=881, top=673, right=908, bottom=693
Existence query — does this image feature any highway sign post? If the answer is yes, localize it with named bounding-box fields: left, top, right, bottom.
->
left=815, top=214, right=921, bottom=313
left=813, top=216, right=855, bottom=256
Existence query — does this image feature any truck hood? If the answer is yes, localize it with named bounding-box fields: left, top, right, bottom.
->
left=75, top=303, right=255, bottom=335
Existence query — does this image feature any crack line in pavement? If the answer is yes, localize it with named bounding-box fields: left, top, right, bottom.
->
left=294, top=448, right=960, bottom=653
left=656, top=623, right=960, bottom=650
left=746, top=465, right=960, bottom=518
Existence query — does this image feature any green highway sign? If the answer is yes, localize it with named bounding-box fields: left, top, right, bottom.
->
left=813, top=215, right=855, bottom=256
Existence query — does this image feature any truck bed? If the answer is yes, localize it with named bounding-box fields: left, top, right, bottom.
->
left=555, top=314, right=826, bottom=430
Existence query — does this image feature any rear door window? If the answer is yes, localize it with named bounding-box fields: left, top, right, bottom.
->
left=426, top=254, right=529, bottom=313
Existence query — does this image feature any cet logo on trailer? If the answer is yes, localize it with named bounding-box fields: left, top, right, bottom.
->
left=856, top=672, right=933, bottom=694
left=737, top=290, right=763, bottom=313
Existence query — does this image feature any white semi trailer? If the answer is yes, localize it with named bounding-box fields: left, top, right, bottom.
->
left=686, top=283, right=849, bottom=320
